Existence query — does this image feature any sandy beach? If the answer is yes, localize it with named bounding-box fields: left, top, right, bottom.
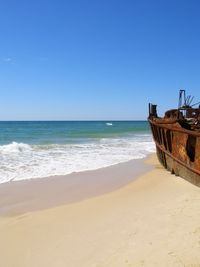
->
left=1, top=154, right=200, bottom=267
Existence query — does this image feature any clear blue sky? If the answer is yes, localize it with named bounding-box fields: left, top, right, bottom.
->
left=1, top=0, right=200, bottom=120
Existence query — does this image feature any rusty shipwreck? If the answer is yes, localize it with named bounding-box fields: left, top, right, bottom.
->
left=148, top=90, right=200, bottom=186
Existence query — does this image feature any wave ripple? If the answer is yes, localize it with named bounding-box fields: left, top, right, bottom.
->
left=0, top=135, right=155, bottom=183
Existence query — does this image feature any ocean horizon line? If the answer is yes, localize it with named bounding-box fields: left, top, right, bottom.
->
left=0, top=119, right=148, bottom=122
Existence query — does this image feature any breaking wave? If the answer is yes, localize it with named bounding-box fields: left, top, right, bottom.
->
left=0, top=135, right=155, bottom=183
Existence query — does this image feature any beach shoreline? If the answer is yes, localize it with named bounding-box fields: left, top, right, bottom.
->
left=0, top=155, right=153, bottom=216
left=1, top=153, right=200, bottom=267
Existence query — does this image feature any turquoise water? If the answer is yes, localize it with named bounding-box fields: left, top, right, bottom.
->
left=0, top=121, right=149, bottom=145
left=0, top=121, right=155, bottom=183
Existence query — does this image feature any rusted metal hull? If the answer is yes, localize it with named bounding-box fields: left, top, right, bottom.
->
left=149, top=118, right=200, bottom=186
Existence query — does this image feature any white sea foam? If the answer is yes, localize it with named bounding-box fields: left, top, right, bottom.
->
left=0, top=135, right=155, bottom=183
left=0, top=142, right=32, bottom=154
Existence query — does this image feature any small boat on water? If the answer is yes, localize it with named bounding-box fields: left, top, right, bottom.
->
left=148, top=90, right=200, bottom=186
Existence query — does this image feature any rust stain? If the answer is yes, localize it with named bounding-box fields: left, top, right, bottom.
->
left=148, top=90, right=200, bottom=186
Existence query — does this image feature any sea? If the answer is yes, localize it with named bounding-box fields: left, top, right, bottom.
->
left=0, top=121, right=155, bottom=184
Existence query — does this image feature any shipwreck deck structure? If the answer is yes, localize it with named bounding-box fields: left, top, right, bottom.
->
left=148, top=90, right=200, bottom=186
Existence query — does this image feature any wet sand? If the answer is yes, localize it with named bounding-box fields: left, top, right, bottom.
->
left=0, top=158, right=151, bottom=215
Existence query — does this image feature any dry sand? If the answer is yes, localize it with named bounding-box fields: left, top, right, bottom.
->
left=0, top=154, right=200, bottom=267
